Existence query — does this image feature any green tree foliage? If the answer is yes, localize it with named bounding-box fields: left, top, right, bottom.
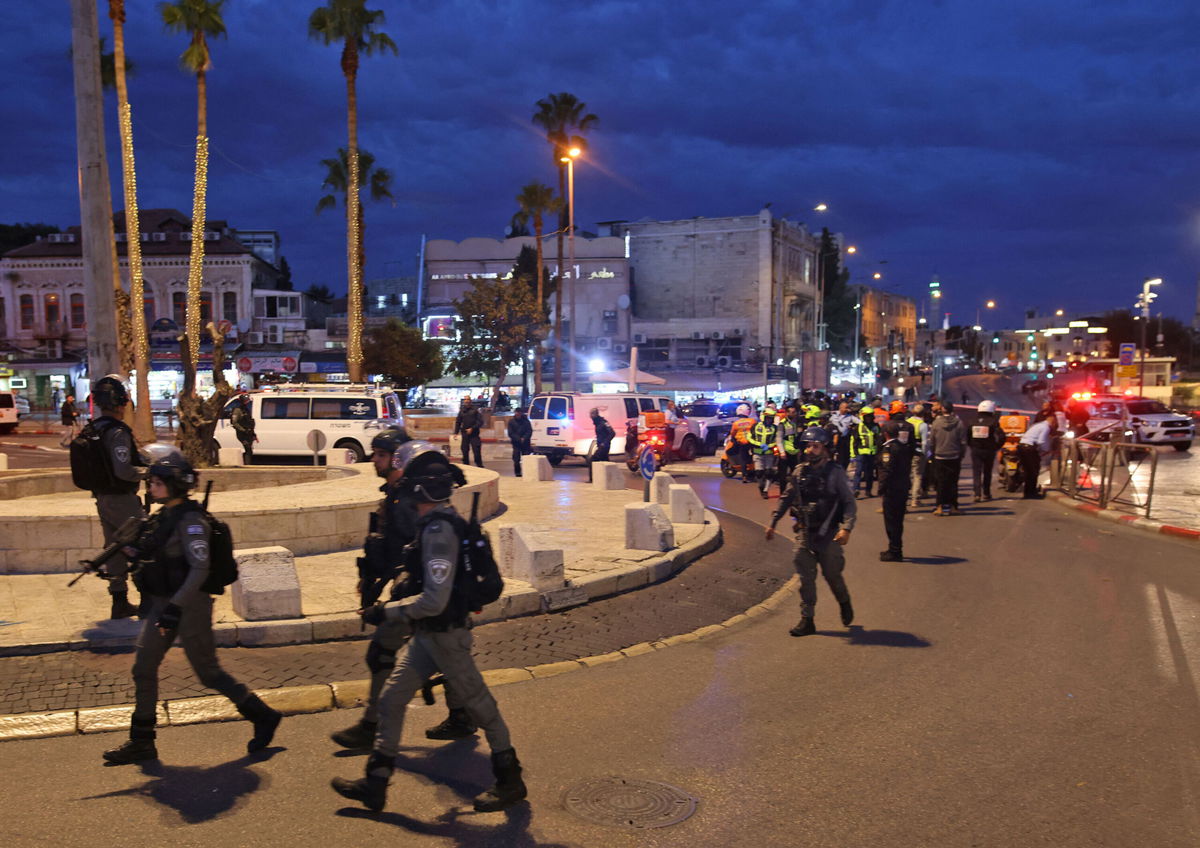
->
left=0, top=223, right=60, bottom=257
left=818, top=229, right=860, bottom=358
left=276, top=255, right=293, bottom=290
left=1100, top=309, right=1195, bottom=362
left=363, top=318, right=443, bottom=395
left=304, top=283, right=335, bottom=303
left=448, top=275, right=541, bottom=403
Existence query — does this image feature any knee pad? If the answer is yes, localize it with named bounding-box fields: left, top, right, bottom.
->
left=366, top=641, right=396, bottom=674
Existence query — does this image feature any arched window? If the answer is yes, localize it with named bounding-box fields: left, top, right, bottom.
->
left=70, top=293, right=85, bottom=328
left=19, top=295, right=33, bottom=329
left=222, top=291, right=238, bottom=325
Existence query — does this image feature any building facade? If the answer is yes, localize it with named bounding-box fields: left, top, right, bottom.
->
left=856, top=285, right=917, bottom=369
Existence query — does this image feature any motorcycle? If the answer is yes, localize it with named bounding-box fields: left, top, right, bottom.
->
left=626, top=418, right=670, bottom=474
left=998, top=440, right=1023, bottom=492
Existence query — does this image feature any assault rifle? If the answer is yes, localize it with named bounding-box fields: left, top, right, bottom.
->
left=68, top=515, right=146, bottom=587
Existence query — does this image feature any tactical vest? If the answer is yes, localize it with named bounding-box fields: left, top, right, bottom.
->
left=906, top=416, right=925, bottom=450
left=135, top=503, right=194, bottom=597
left=853, top=423, right=877, bottom=456
left=778, top=421, right=801, bottom=455
left=793, top=461, right=846, bottom=539
left=749, top=421, right=778, bottom=453
left=405, top=509, right=472, bottom=631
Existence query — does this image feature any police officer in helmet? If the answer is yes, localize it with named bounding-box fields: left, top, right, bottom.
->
left=103, top=445, right=281, bottom=764
left=330, top=427, right=477, bottom=750
left=766, top=426, right=857, bottom=637
left=332, top=442, right=526, bottom=813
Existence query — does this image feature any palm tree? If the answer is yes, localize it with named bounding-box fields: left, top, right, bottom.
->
left=108, top=0, right=152, bottom=442
left=532, top=93, right=598, bottom=389
left=512, top=183, right=562, bottom=392
left=308, top=1, right=397, bottom=383
left=316, top=147, right=394, bottom=281
left=160, top=0, right=226, bottom=372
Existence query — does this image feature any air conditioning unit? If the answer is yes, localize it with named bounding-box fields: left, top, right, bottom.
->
left=180, top=231, right=192, bottom=241
left=596, top=337, right=612, bottom=350
left=729, top=328, right=745, bottom=338
left=691, top=331, right=706, bottom=340
left=204, top=231, right=221, bottom=241
left=632, top=333, right=647, bottom=345
left=716, top=355, right=733, bottom=368
left=114, top=233, right=127, bottom=242
left=695, top=355, right=713, bottom=368
left=151, top=232, right=166, bottom=242
left=711, top=331, right=725, bottom=340
left=244, top=331, right=264, bottom=345
left=266, top=325, right=284, bottom=344
left=612, top=342, right=629, bottom=354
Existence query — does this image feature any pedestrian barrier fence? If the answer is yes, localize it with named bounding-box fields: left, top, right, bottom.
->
left=1058, top=432, right=1158, bottom=518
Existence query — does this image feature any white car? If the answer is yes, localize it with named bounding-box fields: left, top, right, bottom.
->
left=1078, top=394, right=1193, bottom=451
left=527, top=392, right=703, bottom=465
left=0, top=391, right=18, bottom=434
left=214, top=384, right=405, bottom=462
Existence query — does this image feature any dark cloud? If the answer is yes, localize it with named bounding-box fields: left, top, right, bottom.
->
left=2, top=0, right=1198, bottom=323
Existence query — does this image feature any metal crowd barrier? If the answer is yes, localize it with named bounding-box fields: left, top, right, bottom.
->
left=1058, top=432, right=1158, bottom=518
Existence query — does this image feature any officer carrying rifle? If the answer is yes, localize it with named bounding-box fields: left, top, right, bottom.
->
left=329, top=428, right=477, bottom=750
left=765, top=426, right=857, bottom=637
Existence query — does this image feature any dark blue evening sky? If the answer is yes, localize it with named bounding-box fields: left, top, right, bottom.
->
left=3, top=0, right=1199, bottom=328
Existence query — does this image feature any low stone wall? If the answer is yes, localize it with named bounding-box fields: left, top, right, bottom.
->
left=0, top=466, right=354, bottom=501
left=0, top=464, right=500, bottom=575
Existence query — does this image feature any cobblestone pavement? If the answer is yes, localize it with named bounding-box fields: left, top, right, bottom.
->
left=0, top=510, right=793, bottom=715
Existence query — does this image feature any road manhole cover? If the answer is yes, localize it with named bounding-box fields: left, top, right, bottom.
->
left=562, top=776, right=697, bottom=829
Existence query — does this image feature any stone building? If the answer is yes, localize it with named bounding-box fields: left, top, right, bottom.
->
left=856, top=284, right=917, bottom=368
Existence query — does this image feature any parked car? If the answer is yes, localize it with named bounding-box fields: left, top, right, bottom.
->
left=527, top=392, right=703, bottom=465
left=0, top=391, right=18, bottom=434
left=680, top=397, right=733, bottom=455
left=13, top=393, right=30, bottom=418
left=1074, top=393, right=1193, bottom=451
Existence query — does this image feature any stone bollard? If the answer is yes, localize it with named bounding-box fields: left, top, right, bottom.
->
left=231, top=546, right=302, bottom=621
left=625, top=502, right=675, bottom=551
left=651, top=471, right=673, bottom=504
left=592, top=461, right=625, bottom=490
left=0, top=453, right=7, bottom=470
left=504, top=525, right=564, bottom=591
left=521, top=453, right=554, bottom=481
left=668, top=484, right=706, bottom=524
left=328, top=448, right=357, bottom=466
left=217, top=447, right=244, bottom=467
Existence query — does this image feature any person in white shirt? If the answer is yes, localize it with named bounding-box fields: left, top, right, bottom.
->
left=1017, top=411, right=1056, bottom=499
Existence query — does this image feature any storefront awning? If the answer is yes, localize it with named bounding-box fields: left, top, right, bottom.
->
left=234, top=350, right=303, bottom=374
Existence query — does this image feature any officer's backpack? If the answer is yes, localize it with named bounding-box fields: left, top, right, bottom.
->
left=69, top=420, right=116, bottom=492
left=199, top=511, right=238, bottom=595
left=453, top=493, right=504, bottom=611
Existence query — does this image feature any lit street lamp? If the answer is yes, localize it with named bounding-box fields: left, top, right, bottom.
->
left=1135, top=277, right=1162, bottom=395
left=562, top=147, right=581, bottom=391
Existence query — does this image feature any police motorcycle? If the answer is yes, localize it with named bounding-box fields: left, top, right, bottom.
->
left=625, top=410, right=671, bottom=474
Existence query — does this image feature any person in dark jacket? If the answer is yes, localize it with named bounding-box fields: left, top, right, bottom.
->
left=969, top=400, right=1006, bottom=502
left=506, top=408, right=532, bottom=476
left=59, top=394, right=80, bottom=445
left=230, top=393, right=256, bottom=465
left=928, top=400, right=968, bottom=515
left=877, top=418, right=914, bottom=561
left=590, top=407, right=615, bottom=463
left=453, top=398, right=484, bottom=467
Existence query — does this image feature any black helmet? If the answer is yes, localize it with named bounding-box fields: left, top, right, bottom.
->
left=370, top=427, right=412, bottom=455
left=799, top=425, right=832, bottom=447
left=144, top=444, right=197, bottom=497
left=92, top=374, right=129, bottom=409
left=394, top=439, right=466, bottom=502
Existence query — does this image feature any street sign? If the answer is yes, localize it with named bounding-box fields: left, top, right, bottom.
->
left=638, top=446, right=657, bottom=480
left=1118, top=343, right=1136, bottom=367
left=765, top=365, right=789, bottom=381
left=1118, top=365, right=1137, bottom=378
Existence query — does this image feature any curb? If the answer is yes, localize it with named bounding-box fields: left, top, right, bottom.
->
left=1047, top=491, right=1200, bottom=543
left=0, top=574, right=799, bottom=743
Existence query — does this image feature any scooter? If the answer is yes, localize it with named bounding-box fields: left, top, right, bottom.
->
left=626, top=422, right=670, bottom=474
left=998, top=439, right=1023, bottom=492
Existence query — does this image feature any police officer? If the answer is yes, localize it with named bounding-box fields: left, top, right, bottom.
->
left=590, top=407, right=615, bottom=463
left=748, top=408, right=779, bottom=499
left=507, top=407, right=532, bottom=476
left=102, top=446, right=281, bottom=764
left=454, top=398, right=484, bottom=467
left=333, top=443, right=526, bottom=813
left=849, top=408, right=881, bottom=498
left=84, top=375, right=145, bottom=619
left=765, top=427, right=857, bottom=637
left=230, top=392, right=256, bottom=465
left=331, top=428, right=474, bottom=750
left=876, top=418, right=914, bottom=561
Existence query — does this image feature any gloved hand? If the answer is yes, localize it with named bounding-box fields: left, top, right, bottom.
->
left=156, top=603, right=182, bottom=631
left=360, top=602, right=388, bottom=626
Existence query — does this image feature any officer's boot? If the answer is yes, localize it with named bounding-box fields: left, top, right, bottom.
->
left=330, top=717, right=378, bottom=749
left=474, top=747, right=528, bottom=812
left=103, top=717, right=158, bottom=764
left=109, top=591, right=138, bottom=620
left=840, top=599, right=855, bottom=626
left=331, top=750, right=393, bottom=812
left=788, top=617, right=816, bottom=637
left=425, top=708, right=478, bottom=741
left=237, top=693, right=282, bottom=753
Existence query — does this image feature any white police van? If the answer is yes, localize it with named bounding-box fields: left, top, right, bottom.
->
left=214, top=384, right=404, bottom=462
left=0, top=390, right=18, bottom=434
left=527, top=391, right=702, bottom=465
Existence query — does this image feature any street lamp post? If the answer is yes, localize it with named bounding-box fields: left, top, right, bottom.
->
left=1136, top=277, right=1162, bottom=395
left=562, top=148, right=580, bottom=391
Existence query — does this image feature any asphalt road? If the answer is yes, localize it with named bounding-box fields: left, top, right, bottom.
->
left=2, top=456, right=1199, bottom=846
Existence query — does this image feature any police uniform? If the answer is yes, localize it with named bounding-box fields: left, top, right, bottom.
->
left=877, top=420, right=914, bottom=560
left=454, top=403, right=484, bottom=467
left=770, top=458, right=857, bottom=630
left=92, top=414, right=146, bottom=607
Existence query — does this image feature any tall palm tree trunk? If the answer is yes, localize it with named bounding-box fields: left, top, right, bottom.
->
left=110, top=0, right=152, bottom=442
left=184, top=65, right=209, bottom=372
left=534, top=213, right=545, bottom=392
left=344, top=52, right=365, bottom=383
left=554, top=163, right=565, bottom=390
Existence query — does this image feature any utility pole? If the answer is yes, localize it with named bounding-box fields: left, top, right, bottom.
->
left=1135, top=277, right=1161, bottom=396
left=70, top=0, right=120, bottom=380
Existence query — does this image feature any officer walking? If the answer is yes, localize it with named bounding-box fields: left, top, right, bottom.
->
left=748, top=408, right=780, bottom=499
left=969, top=400, right=1005, bottom=502
left=230, top=392, right=256, bottom=465
left=876, top=417, right=914, bottom=562
left=77, top=375, right=145, bottom=620
left=765, top=427, right=857, bottom=637
left=330, top=429, right=475, bottom=749
left=507, top=408, right=532, bottom=476
left=102, top=446, right=282, bottom=764
left=849, top=408, right=881, bottom=498
left=590, top=407, right=615, bottom=463
left=333, top=443, right=526, bottom=813
left=454, top=398, right=484, bottom=467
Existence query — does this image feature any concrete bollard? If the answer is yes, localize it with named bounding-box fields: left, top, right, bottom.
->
left=625, top=502, right=675, bottom=551
left=592, top=461, right=625, bottom=490
left=521, top=453, right=554, bottom=481
left=651, top=471, right=673, bottom=504
left=0, top=453, right=7, bottom=470
left=231, top=546, right=303, bottom=621
left=328, top=448, right=357, bottom=466
left=217, top=447, right=244, bottom=467
left=668, top=484, right=706, bottom=524
left=505, top=525, right=564, bottom=590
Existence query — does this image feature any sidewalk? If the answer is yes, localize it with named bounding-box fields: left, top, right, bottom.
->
left=0, top=470, right=721, bottom=656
